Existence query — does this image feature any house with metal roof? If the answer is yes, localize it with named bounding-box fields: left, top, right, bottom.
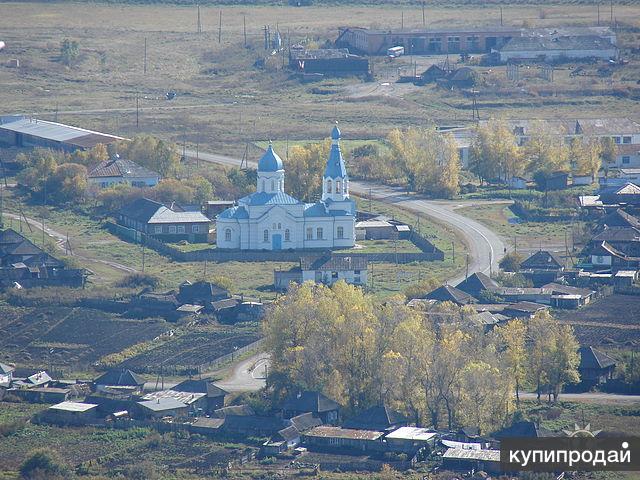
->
left=216, top=125, right=355, bottom=251
left=44, top=401, right=99, bottom=425
left=88, top=147, right=160, bottom=189
left=118, top=198, right=210, bottom=243
left=0, top=116, right=124, bottom=152
left=136, top=397, right=189, bottom=419
left=424, top=284, right=477, bottom=305
left=93, top=369, right=145, bottom=394
left=274, top=254, right=368, bottom=290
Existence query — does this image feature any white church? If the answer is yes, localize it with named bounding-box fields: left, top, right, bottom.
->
left=216, top=125, right=356, bottom=251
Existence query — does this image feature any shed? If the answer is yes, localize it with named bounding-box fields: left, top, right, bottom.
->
left=173, top=378, right=228, bottom=413
left=442, top=448, right=501, bottom=474
left=44, top=401, right=98, bottom=425
left=424, top=284, right=477, bottom=305
left=385, top=427, right=437, bottom=453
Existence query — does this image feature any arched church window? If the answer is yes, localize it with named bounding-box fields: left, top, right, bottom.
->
left=278, top=180, right=283, bottom=191
left=336, top=180, right=342, bottom=193
left=225, top=229, right=232, bottom=242
left=261, top=180, right=265, bottom=192
left=306, top=228, right=313, bottom=240
left=327, top=179, right=332, bottom=193
left=271, top=179, right=275, bottom=191
left=337, top=226, right=344, bottom=239
left=278, top=223, right=281, bottom=230
left=285, top=229, right=290, bottom=241
left=317, top=227, right=323, bottom=239
left=263, top=229, right=269, bottom=243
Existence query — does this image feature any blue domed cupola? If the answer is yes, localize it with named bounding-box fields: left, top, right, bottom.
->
left=258, top=141, right=284, bottom=172
left=322, top=123, right=349, bottom=202
left=257, top=141, right=285, bottom=194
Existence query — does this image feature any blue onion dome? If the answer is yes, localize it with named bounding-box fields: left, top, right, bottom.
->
left=258, top=141, right=284, bottom=172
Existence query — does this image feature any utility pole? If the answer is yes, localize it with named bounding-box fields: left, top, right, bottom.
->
left=500, top=7, right=503, bottom=26
left=54, top=102, right=58, bottom=122
left=141, top=240, right=145, bottom=272
left=143, top=37, right=147, bottom=74
left=368, top=187, right=372, bottom=214
left=197, top=4, right=202, bottom=34
left=401, top=10, right=404, bottom=30
left=136, top=93, right=139, bottom=128
left=597, top=3, right=600, bottom=25
left=243, top=15, right=247, bottom=47
left=465, top=253, right=469, bottom=279
left=218, top=10, right=222, bottom=43
left=610, top=0, right=614, bottom=26
left=451, top=241, right=455, bottom=263
left=421, top=1, right=426, bottom=27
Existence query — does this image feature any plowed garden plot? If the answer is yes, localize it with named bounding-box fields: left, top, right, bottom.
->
left=556, top=294, right=640, bottom=349
left=118, top=325, right=261, bottom=373
left=0, top=305, right=169, bottom=369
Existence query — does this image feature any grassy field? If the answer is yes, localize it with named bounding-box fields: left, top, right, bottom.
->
left=456, top=201, right=587, bottom=257
left=1, top=2, right=639, bottom=160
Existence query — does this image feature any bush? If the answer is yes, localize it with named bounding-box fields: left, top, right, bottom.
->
left=20, top=449, right=68, bottom=479
left=115, top=273, right=160, bottom=289
left=0, top=418, right=27, bottom=437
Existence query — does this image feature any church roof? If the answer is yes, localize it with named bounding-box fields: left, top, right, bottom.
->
left=218, top=206, right=249, bottom=220
left=324, top=127, right=347, bottom=179
left=304, top=202, right=352, bottom=217
left=240, top=191, right=301, bottom=206
left=258, top=143, right=284, bottom=172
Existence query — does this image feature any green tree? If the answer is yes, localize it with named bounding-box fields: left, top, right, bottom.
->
left=470, top=118, right=522, bottom=183
left=524, top=120, right=570, bottom=175
left=118, top=135, right=180, bottom=177
left=497, top=319, right=528, bottom=405
left=286, top=140, right=330, bottom=202
left=46, top=163, right=88, bottom=203
left=20, top=449, right=68, bottom=479
left=499, top=251, right=523, bottom=272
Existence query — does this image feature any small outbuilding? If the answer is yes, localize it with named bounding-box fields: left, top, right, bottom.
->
left=44, top=401, right=99, bottom=426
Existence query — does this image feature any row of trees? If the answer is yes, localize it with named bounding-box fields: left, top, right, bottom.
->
left=263, top=281, right=580, bottom=434
left=349, top=127, right=461, bottom=198
left=470, top=118, right=614, bottom=185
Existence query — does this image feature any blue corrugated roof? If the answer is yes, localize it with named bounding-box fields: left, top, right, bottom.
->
left=304, top=203, right=330, bottom=217
left=218, top=206, right=249, bottom=220
left=258, top=143, right=284, bottom=172
left=240, top=191, right=300, bottom=206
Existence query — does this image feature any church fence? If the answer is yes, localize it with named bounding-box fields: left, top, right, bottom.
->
left=104, top=222, right=445, bottom=264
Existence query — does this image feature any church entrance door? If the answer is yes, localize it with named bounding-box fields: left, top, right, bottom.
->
left=272, top=234, right=282, bottom=250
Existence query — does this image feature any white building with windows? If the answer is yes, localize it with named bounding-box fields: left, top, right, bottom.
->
left=216, top=125, right=356, bottom=250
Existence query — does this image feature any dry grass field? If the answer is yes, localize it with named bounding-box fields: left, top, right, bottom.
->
left=1, top=2, right=640, bottom=157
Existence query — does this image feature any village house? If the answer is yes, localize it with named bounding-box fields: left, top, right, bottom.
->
left=302, top=426, right=384, bottom=453
left=177, top=280, right=230, bottom=307
left=455, top=272, right=499, bottom=298
left=140, top=389, right=208, bottom=415
left=578, top=346, right=617, bottom=387
left=544, top=282, right=595, bottom=309
left=0, top=229, right=86, bottom=289
left=88, top=146, right=160, bottom=189
left=343, top=405, right=408, bottom=432
left=502, top=301, right=549, bottom=318
left=43, top=401, right=99, bottom=426
left=274, top=255, right=368, bottom=290
left=11, top=371, right=52, bottom=389
left=93, top=369, right=145, bottom=395
left=519, top=250, right=565, bottom=286
left=10, top=386, right=70, bottom=403
left=118, top=198, right=211, bottom=244
left=0, top=362, right=14, bottom=388
left=135, top=397, right=189, bottom=419
left=172, top=378, right=228, bottom=413
left=282, top=390, right=341, bottom=425
left=424, top=284, right=477, bottom=305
